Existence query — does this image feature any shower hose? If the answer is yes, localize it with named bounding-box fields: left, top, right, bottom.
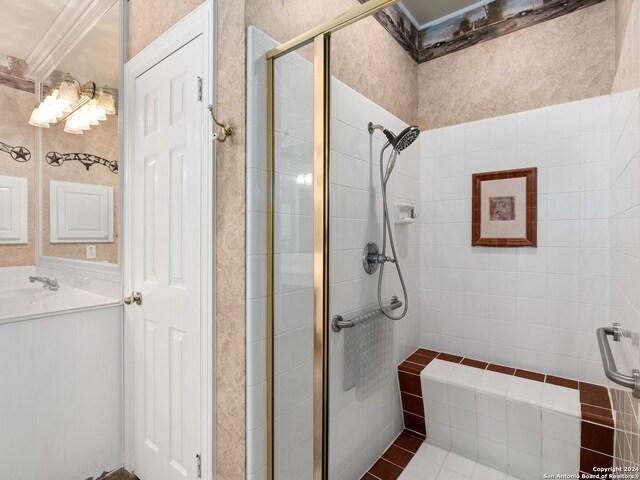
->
left=377, top=144, right=409, bottom=320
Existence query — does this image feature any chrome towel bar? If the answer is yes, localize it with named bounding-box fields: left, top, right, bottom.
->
left=596, top=325, right=640, bottom=399
left=332, top=296, right=402, bottom=332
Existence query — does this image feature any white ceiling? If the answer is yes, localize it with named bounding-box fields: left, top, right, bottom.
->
left=0, top=0, right=119, bottom=87
left=0, top=0, right=71, bottom=60
left=399, top=0, right=490, bottom=28
left=57, top=4, right=120, bottom=87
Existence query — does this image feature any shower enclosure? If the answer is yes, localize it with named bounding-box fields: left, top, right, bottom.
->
left=257, top=0, right=418, bottom=477
left=247, top=0, right=640, bottom=477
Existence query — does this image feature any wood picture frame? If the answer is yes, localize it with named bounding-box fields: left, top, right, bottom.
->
left=472, top=167, right=537, bottom=247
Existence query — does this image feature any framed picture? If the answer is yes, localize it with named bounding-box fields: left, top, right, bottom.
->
left=472, top=167, right=537, bottom=247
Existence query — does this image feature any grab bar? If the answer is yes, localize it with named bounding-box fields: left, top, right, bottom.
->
left=596, top=325, right=640, bottom=398
left=332, top=296, right=402, bottom=332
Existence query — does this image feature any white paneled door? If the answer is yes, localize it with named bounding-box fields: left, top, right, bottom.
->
left=131, top=36, right=203, bottom=480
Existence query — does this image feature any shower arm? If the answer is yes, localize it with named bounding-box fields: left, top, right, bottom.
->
left=368, top=122, right=385, bottom=134
left=368, top=122, right=396, bottom=149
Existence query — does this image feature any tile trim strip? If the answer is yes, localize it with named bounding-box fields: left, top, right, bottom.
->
left=363, top=430, right=425, bottom=479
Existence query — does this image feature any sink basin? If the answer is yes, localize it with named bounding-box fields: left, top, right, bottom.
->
left=0, top=287, right=53, bottom=301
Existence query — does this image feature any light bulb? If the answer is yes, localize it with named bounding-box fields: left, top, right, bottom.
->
left=95, top=108, right=107, bottom=121
left=28, top=103, right=50, bottom=128
left=66, top=114, right=86, bottom=132
left=85, top=102, right=100, bottom=125
left=64, top=117, right=83, bottom=134
left=53, top=88, right=73, bottom=114
left=39, top=96, right=59, bottom=123
left=58, top=74, right=80, bottom=103
left=96, top=86, right=116, bottom=115
left=67, top=111, right=90, bottom=131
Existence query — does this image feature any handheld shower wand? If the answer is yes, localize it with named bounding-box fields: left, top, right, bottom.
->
left=369, top=123, right=420, bottom=152
left=369, top=123, right=421, bottom=184
left=366, top=122, right=420, bottom=320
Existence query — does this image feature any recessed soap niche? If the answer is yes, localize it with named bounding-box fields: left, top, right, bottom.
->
left=394, top=202, right=418, bottom=225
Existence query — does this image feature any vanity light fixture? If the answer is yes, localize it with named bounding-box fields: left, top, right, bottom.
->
left=28, top=73, right=116, bottom=134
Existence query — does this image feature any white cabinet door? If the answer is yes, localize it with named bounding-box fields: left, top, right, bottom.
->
left=49, top=180, right=114, bottom=243
left=0, top=175, right=28, bottom=244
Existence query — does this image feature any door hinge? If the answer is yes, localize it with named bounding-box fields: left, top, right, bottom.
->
left=197, top=76, right=203, bottom=102
left=196, top=453, right=202, bottom=478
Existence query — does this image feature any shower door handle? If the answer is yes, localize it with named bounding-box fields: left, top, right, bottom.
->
left=124, top=292, right=142, bottom=306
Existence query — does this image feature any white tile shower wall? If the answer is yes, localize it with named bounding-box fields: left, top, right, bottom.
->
left=246, top=26, right=421, bottom=480
left=419, top=96, right=613, bottom=385
left=609, top=85, right=640, bottom=467
left=328, top=73, right=421, bottom=480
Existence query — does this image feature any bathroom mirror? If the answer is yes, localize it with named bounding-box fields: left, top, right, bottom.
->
left=40, top=2, right=121, bottom=265
left=0, top=0, right=121, bottom=270
left=0, top=30, right=37, bottom=267
left=0, top=3, right=124, bottom=476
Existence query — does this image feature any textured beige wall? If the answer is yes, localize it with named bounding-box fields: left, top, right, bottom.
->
left=0, top=85, right=36, bottom=267
left=215, top=0, right=246, bottom=477
left=246, top=0, right=419, bottom=125
left=418, top=0, right=616, bottom=130
left=128, top=0, right=206, bottom=59
left=613, top=0, right=640, bottom=92
left=41, top=116, right=120, bottom=263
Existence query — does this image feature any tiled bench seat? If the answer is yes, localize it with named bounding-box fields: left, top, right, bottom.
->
left=362, top=349, right=615, bottom=480
left=422, top=358, right=580, bottom=479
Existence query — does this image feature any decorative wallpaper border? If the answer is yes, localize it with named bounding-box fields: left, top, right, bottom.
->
left=0, top=54, right=64, bottom=93
left=361, top=0, right=608, bottom=63
left=0, top=54, right=35, bottom=93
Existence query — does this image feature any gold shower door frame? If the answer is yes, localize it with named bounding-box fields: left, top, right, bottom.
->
left=265, top=1, right=399, bottom=478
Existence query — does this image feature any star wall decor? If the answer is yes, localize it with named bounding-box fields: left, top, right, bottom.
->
left=45, top=151, right=118, bottom=174
left=1, top=141, right=31, bottom=162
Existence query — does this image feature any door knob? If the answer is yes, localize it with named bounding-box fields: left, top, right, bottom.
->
left=124, top=291, right=142, bottom=305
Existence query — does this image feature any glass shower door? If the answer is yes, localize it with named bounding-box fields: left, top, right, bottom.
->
left=264, top=3, right=399, bottom=479
left=269, top=43, right=316, bottom=479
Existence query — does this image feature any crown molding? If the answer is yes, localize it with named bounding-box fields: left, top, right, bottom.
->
left=26, top=0, right=117, bottom=82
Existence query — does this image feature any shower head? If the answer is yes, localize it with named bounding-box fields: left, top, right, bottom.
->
left=368, top=122, right=420, bottom=152
left=392, top=126, right=420, bottom=152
